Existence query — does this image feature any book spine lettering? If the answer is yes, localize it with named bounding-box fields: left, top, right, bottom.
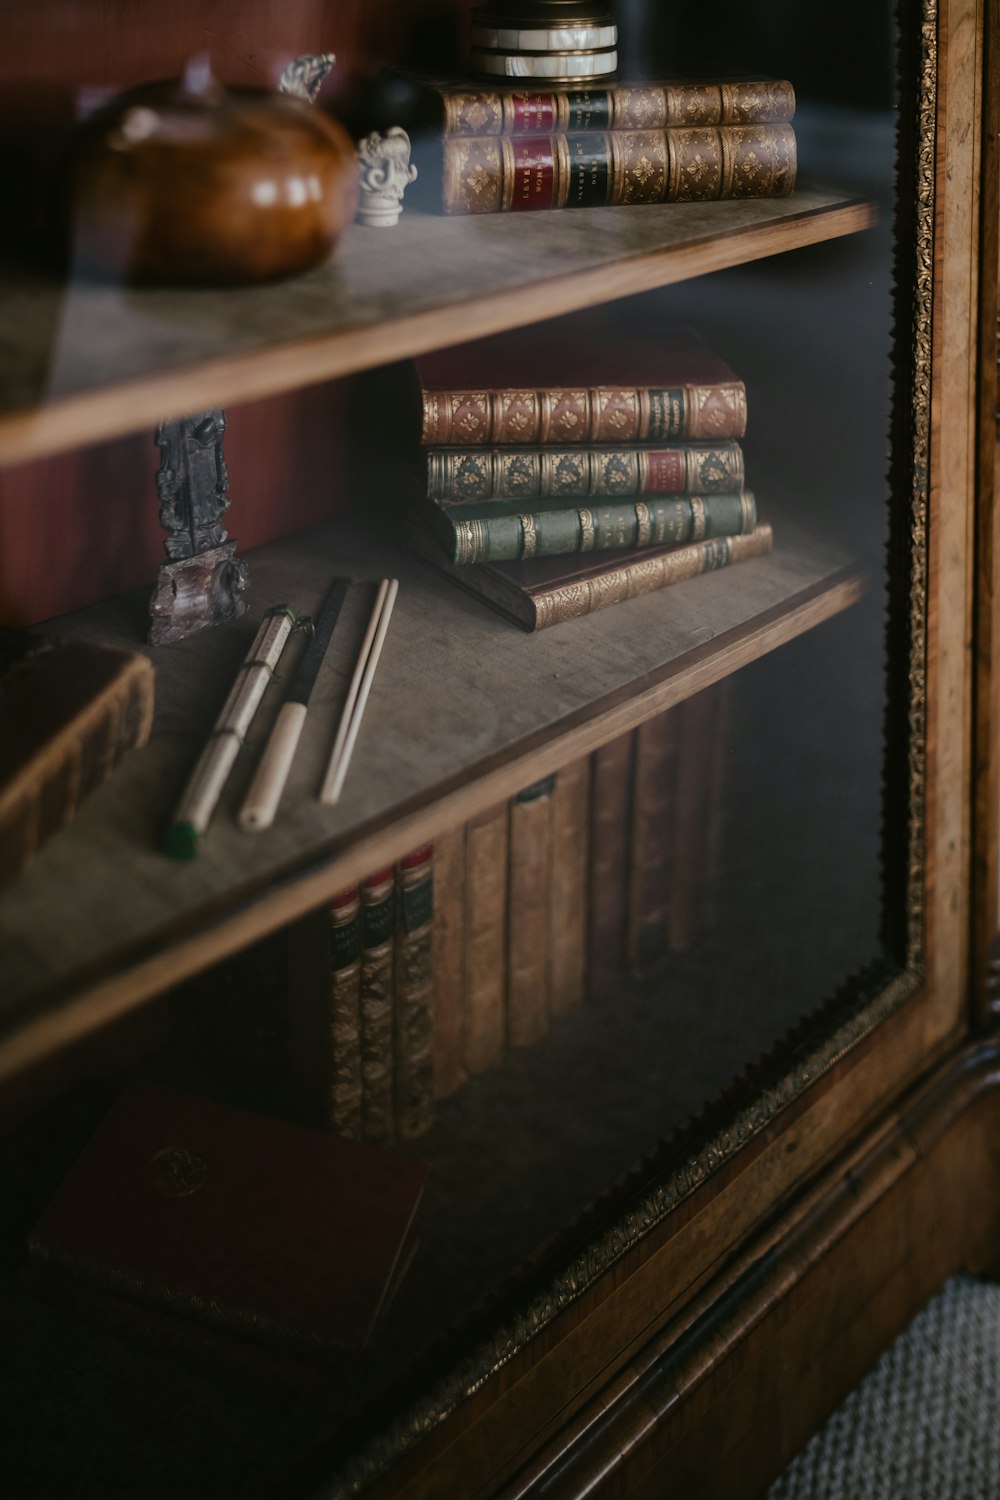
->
left=360, top=868, right=396, bottom=1145
left=443, top=125, right=796, bottom=214
left=444, top=492, right=756, bottom=565
left=420, top=381, right=747, bottom=446
left=427, top=444, right=745, bottom=503
left=326, top=887, right=364, bottom=1138
left=531, top=523, right=774, bottom=629
left=440, top=81, right=796, bottom=137
left=393, top=845, right=436, bottom=1140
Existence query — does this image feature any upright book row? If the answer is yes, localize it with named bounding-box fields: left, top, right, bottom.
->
left=169, top=685, right=729, bottom=1140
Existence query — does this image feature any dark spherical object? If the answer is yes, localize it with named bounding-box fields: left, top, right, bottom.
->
left=71, top=78, right=359, bottom=285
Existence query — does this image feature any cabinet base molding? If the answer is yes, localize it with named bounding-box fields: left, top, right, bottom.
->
left=403, top=1041, right=1000, bottom=1500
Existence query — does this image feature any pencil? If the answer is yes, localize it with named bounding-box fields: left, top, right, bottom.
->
left=165, top=605, right=296, bottom=859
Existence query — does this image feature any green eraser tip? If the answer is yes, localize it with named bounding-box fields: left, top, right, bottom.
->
left=165, top=822, right=200, bottom=860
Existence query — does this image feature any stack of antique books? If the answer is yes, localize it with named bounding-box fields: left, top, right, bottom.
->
left=379, top=72, right=797, bottom=215
left=408, top=322, right=773, bottom=629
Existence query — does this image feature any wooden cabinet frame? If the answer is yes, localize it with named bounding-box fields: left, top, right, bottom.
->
left=0, top=1, right=997, bottom=1496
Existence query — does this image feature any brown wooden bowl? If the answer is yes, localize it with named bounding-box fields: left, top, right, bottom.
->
left=70, top=78, right=359, bottom=285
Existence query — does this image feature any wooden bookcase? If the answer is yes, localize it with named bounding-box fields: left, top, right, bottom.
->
left=1, top=1, right=998, bottom=1497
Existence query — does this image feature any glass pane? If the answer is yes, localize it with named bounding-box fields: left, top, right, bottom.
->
left=0, top=2, right=921, bottom=1496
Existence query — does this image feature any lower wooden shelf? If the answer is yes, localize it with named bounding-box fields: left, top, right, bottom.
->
left=0, top=512, right=863, bottom=1083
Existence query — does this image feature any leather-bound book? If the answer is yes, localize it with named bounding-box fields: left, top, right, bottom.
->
left=422, top=77, right=795, bottom=136
left=547, top=756, right=591, bottom=1019
left=360, top=868, right=396, bottom=1146
left=344, top=71, right=795, bottom=140
left=286, top=888, right=364, bottom=1140
left=626, top=709, right=681, bottom=978
left=28, top=1084, right=426, bottom=1352
left=430, top=824, right=469, bottom=1100
left=425, top=492, right=756, bottom=565
left=416, top=323, right=747, bottom=448
left=463, top=802, right=509, bottom=1075
left=393, top=845, right=436, bottom=1139
left=426, top=443, right=745, bottom=504
left=588, top=732, right=635, bottom=1004
left=0, top=628, right=154, bottom=888
left=409, top=522, right=775, bottom=631
left=442, top=123, right=796, bottom=214
left=506, top=777, right=555, bottom=1049
left=667, top=684, right=731, bottom=953
left=428, top=78, right=796, bottom=136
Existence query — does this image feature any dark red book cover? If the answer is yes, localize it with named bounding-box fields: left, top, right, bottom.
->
left=28, top=1083, right=427, bottom=1351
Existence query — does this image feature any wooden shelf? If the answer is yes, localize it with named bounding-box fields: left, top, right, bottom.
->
left=0, top=189, right=874, bottom=469
left=0, top=513, right=864, bottom=1082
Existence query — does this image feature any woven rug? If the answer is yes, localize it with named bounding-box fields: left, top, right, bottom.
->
left=766, top=1276, right=1000, bottom=1500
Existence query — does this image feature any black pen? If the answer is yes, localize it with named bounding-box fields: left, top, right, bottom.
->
left=238, top=578, right=350, bottom=832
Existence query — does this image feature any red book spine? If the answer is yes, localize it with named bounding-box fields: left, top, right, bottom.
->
left=642, top=450, right=685, bottom=493
left=510, top=95, right=559, bottom=133
left=507, top=137, right=559, bottom=212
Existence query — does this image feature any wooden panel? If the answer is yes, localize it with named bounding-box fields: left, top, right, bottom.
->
left=0, top=379, right=351, bottom=626
left=0, top=514, right=863, bottom=1083
left=972, top=0, right=1000, bottom=1019
left=0, top=0, right=471, bottom=86
left=0, top=194, right=875, bottom=468
left=469, top=1041, right=1000, bottom=1500
left=924, top=0, right=983, bottom=1044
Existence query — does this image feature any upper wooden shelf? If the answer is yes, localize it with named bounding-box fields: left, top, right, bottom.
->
left=0, top=189, right=873, bottom=469
left=0, top=510, right=863, bottom=1085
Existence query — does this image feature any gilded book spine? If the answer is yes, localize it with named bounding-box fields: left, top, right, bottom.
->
left=0, top=641, right=155, bottom=890
left=286, top=896, right=363, bottom=1138
left=360, top=868, right=396, bottom=1146
left=588, top=733, right=635, bottom=1003
left=463, top=803, right=509, bottom=1075
left=531, top=523, right=774, bottom=629
left=394, top=845, right=436, bottom=1140
left=666, top=686, right=729, bottom=953
left=430, top=825, right=468, bottom=1100
left=428, top=444, right=744, bottom=503
left=507, top=777, right=555, bottom=1049
left=442, top=125, right=796, bottom=215
left=626, top=713, right=680, bottom=978
left=421, top=380, right=747, bottom=446
left=442, top=492, right=756, bottom=565
left=326, top=887, right=364, bottom=1138
left=440, top=81, right=797, bottom=137
left=547, top=757, right=591, bottom=1019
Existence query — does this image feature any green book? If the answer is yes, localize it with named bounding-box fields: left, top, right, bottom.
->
left=421, top=491, right=756, bottom=565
